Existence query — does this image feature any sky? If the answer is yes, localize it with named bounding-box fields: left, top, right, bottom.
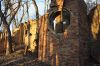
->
left=1, top=0, right=100, bottom=31
left=0, top=0, right=46, bottom=31
left=26, top=0, right=45, bottom=19
left=84, top=0, right=100, bottom=2
left=27, top=0, right=100, bottom=20
left=11, top=0, right=100, bottom=31
left=10, top=0, right=46, bottom=31
left=16, top=0, right=100, bottom=24
left=17, top=0, right=46, bottom=23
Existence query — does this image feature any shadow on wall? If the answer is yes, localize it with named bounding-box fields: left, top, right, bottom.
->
left=88, top=4, right=100, bottom=64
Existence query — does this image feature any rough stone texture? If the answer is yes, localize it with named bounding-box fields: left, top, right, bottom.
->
left=38, top=0, right=90, bottom=66
left=0, top=32, right=6, bottom=54
left=0, top=20, right=38, bottom=53
left=88, top=5, right=100, bottom=65
left=0, top=31, right=8, bottom=54
left=24, top=20, right=37, bottom=52
left=12, top=24, right=23, bottom=45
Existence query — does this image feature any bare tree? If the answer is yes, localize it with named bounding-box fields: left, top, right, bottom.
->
left=20, top=5, right=25, bottom=23
left=32, top=0, right=39, bottom=31
left=0, top=0, right=21, bottom=55
left=32, top=0, right=39, bottom=57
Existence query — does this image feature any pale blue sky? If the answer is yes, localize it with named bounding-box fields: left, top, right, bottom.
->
left=10, top=0, right=100, bottom=31
left=17, top=0, right=100, bottom=23
left=1, top=0, right=100, bottom=31
left=10, top=0, right=47, bottom=31
left=17, top=0, right=46, bottom=23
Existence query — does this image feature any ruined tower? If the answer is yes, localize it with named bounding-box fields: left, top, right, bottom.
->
left=38, top=0, right=90, bottom=66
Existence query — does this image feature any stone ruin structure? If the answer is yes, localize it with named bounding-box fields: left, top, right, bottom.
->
left=12, top=20, right=37, bottom=52
left=38, top=0, right=90, bottom=66
left=0, top=20, right=37, bottom=54
left=0, top=30, right=8, bottom=53
left=88, top=4, right=100, bottom=65
left=0, top=0, right=100, bottom=66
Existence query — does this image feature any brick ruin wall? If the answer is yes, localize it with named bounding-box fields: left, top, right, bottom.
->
left=38, top=0, right=90, bottom=66
left=0, top=20, right=37, bottom=53
left=88, top=5, right=100, bottom=64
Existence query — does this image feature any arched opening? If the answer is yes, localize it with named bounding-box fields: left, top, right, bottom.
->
left=49, top=9, right=70, bottom=33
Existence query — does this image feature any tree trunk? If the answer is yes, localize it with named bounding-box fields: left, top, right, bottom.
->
left=1, top=12, right=13, bottom=55
left=32, top=0, right=39, bottom=58
left=0, top=0, right=21, bottom=55
left=5, top=24, right=13, bottom=55
left=32, top=0, right=39, bottom=31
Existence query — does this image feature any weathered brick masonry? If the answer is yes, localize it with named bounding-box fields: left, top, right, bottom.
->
left=38, top=0, right=90, bottom=66
left=88, top=5, right=100, bottom=65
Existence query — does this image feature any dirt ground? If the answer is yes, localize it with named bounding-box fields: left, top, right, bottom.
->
left=0, top=45, right=51, bottom=66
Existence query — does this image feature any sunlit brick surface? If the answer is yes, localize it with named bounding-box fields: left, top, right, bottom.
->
left=38, top=0, right=90, bottom=66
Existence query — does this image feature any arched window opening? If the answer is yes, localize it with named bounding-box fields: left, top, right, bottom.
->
left=49, top=10, right=70, bottom=33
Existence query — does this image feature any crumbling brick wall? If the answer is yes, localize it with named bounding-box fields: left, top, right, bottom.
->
left=0, top=31, right=7, bottom=53
left=38, top=0, right=90, bottom=66
left=88, top=5, right=100, bottom=64
left=12, top=20, right=37, bottom=52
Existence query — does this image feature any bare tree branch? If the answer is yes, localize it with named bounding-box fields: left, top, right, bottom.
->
left=32, top=0, right=39, bottom=32
left=20, top=5, right=25, bottom=23
left=8, top=0, right=22, bottom=25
